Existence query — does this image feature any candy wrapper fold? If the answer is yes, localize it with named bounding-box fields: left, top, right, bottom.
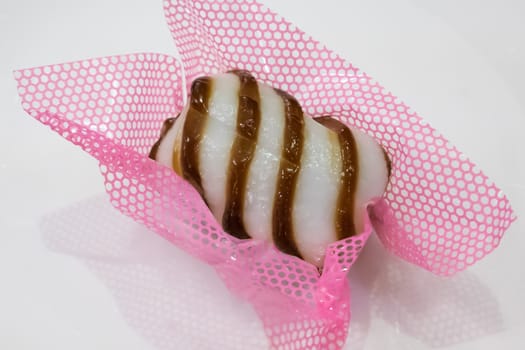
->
left=164, top=0, right=515, bottom=276
left=15, top=1, right=515, bottom=349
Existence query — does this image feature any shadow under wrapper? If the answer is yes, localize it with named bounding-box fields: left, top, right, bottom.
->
left=347, top=234, right=504, bottom=349
left=40, top=195, right=268, bottom=350
left=41, top=195, right=505, bottom=350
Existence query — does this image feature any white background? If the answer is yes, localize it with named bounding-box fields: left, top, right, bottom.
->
left=1, top=0, right=524, bottom=349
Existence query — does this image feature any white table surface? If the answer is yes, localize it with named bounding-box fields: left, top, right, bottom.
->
left=1, top=0, right=524, bottom=349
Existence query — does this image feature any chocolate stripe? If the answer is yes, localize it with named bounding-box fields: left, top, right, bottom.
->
left=382, top=147, right=392, bottom=179
left=315, top=116, right=359, bottom=239
left=148, top=116, right=177, bottom=160
left=180, top=77, right=212, bottom=195
left=272, top=89, right=305, bottom=258
left=222, top=70, right=261, bottom=239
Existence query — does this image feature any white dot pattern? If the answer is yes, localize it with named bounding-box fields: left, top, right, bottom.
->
left=14, top=1, right=516, bottom=349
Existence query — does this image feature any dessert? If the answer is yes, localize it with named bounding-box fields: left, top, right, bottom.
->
left=150, top=70, right=390, bottom=267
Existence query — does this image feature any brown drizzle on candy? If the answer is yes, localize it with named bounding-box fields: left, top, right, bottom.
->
left=314, top=116, right=359, bottom=239
left=382, top=147, right=392, bottom=179
left=179, top=76, right=213, bottom=196
left=222, top=70, right=261, bottom=239
left=148, top=116, right=177, bottom=161
left=272, top=88, right=305, bottom=259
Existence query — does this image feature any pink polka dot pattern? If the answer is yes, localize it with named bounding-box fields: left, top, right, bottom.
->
left=15, top=53, right=184, bottom=155
left=164, top=0, right=515, bottom=276
left=14, top=1, right=516, bottom=349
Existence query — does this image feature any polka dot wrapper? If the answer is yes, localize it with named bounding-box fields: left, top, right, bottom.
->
left=14, top=0, right=516, bottom=349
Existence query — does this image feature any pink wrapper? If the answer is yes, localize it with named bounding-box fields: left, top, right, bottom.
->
left=14, top=0, right=515, bottom=349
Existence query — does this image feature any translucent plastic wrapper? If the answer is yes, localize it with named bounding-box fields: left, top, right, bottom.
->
left=14, top=0, right=516, bottom=349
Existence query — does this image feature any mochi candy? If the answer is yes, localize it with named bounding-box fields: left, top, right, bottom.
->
left=150, top=70, right=390, bottom=267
